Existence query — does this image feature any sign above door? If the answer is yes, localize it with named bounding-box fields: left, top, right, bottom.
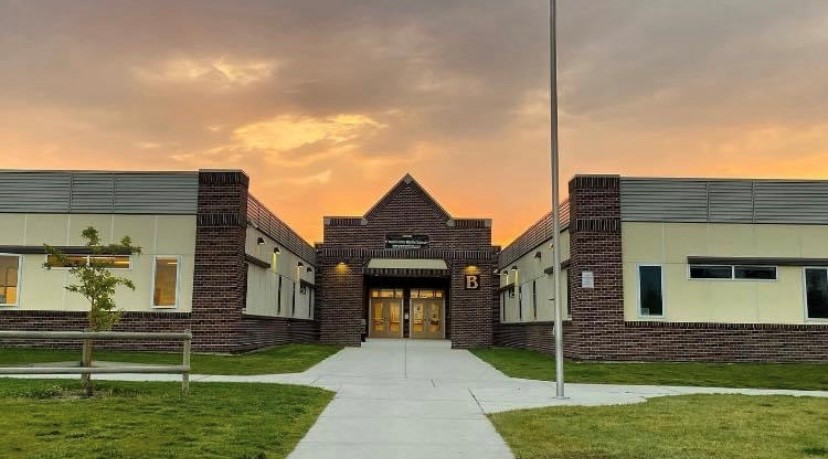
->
left=385, top=234, right=430, bottom=249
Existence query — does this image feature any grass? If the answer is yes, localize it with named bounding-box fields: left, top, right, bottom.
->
left=0, top=378, right=333, bottom=459
left=0, top=344, right=342, bottom=375
left=489, top=394, right=828, bottom=459
left=471, top=347, right=828, bottom=391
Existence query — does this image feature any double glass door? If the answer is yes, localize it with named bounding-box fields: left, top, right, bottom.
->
left=368, top=288, right=445, bottom=339
left=370, top=289, right=403, bottom=338
left=410, top=289, right=444, bottom=340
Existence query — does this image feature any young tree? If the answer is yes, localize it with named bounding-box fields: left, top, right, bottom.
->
left=44, top=226, right=141, bottom=396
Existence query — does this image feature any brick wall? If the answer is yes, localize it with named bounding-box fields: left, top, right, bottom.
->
left=450, top=260, right=495, bottom=348
left=0, top=310, right=192, bottom=350
left=317, top=254, right=365, bottom=346
left=238, top=315, right=320, bottom=351
left=190, top=170, right=250, bottom=352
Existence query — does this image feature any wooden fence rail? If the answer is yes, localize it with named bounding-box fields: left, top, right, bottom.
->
left=0, top=330, right=192, bottom=392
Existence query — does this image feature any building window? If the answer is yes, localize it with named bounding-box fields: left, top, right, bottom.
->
left=0, top=255, right=21, bottom=306
left=532, top=280, right=538, bottom=320
left=565, top=269, right=572, bottom=319
left=46, top=254, right=131, bottom=269
left=152, top=257, right=179, bottom=308
left=638, top=265, right=663, bottom=317
left=517, top=284, right=522, bottom=321
left=689, top=265, right=776, bottom=280
left=689, top=265, right=732, bottom=279
left=734, top=266, right=776, bottom=280
left=805, top=268, right=828, bottom=320
left=309, top=288, right=315, bottom=319
left=277, top=276, right=282, bottom=314
left=291, top=280, right=296, bottom=316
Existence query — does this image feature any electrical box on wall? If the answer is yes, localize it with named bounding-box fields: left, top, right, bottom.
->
left=581, top=271, right=595, bottom=289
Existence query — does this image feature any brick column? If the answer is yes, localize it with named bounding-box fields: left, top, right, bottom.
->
left=191, top=170, right=249, bottom=352
left=567, top=175, right=624, bottom=360
left=450, top=259, right=495, bottom=349
left=317, top=251, right=364, bottom=346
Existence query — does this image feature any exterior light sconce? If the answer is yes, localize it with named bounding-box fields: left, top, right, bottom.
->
left=271, top=247, right=280, bottom=273
left=256, top=237, right=265, bottom=245
left=306, top=266, right=313, bottom=274
left=334, top=261, right=349, bottom=275
left=534, top=251, right=542, bottom=260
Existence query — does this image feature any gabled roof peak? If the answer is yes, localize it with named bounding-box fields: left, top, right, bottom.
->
left=363, top=173, right=452, bottom=222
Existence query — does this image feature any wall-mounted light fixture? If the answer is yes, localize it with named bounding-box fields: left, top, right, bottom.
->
left=306, top=266, right=313, bottom=274
left=256, top=237, right=265, bottom=245
left=271, top=247, right=280, bottom=273
left=534, top=251, right=542, bottom=259
left=334, top=261, right=349, bottom=275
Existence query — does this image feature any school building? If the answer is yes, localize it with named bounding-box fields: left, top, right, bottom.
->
left=0, top=170, right=825, bottom=361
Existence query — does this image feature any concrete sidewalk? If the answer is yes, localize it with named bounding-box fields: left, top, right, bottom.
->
left=6, top=339, right=828, bottom=459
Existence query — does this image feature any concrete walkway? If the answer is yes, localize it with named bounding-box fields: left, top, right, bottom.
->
left=7, top=339, right=828, bottom=458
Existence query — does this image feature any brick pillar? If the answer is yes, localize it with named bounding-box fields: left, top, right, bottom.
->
left=317, top=251, right=364, bottom=346
left=191, top=170, right=249, bottom=352
left=567, top=175, right=624, bottom=360
left=450, top=259, right=495, bottom=349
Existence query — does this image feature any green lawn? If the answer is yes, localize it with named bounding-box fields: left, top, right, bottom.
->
left=0, top=378, right=332, bottom=459
left=471, top=347, right=828, bottom=391
left=0, top=344, right=341, bottom=375
left=490, top=394, right=828, bottom=459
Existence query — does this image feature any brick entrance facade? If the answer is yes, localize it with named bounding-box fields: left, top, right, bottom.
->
left=316, top=175, right=497, bottom=349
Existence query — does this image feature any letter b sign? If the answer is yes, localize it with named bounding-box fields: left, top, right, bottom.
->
left=465, top=275, right=480, bottom=290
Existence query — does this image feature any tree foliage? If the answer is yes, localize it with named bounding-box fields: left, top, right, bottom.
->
left=44, top=226, right=142, bottom=331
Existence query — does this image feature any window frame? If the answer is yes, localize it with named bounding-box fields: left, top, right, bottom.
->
left=151, top=255, right=181, bottom=309
left=803, top=267, right=828, bottom=322
left=0, top=253, right=22, bottom=307
left=637, top=263, right=665, bottom=319
left=43, top=254, right=132, bottom=270
left=688, top=264, right=778, bottom=281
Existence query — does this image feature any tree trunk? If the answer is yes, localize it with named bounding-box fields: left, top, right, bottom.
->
left=81, top=338, right=94, bottom=396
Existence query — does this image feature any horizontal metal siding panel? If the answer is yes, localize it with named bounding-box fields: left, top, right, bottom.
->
left=708, top=181, right=753, bottom=223
left=754, top=182, right=828, bottom=224
left=621, top=180, right=708, bottom=222
left=113, top=174, right=198, bottom=214
left=69, top=174, right=115, bottom=213
left=0, top=172, right=71, bottom=212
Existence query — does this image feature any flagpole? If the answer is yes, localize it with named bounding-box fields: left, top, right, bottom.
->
left=550, top=0, right=565, bottom=399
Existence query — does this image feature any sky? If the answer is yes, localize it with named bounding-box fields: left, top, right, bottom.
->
left=2, top=0, right=828, bottom=246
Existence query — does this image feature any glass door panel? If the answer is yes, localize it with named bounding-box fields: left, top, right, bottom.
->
left=388, top=302, right=402, bottom=334
left=369, top=297, right=402, bottom=338
left=371, top=301, right=385, bottom=333
left=428, top=302, right=441, bottom=334
left=410, top=289, right=444, bottom=339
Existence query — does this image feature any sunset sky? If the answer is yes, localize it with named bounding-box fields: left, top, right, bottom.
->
left=2, top=0, right=828, bottom=245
